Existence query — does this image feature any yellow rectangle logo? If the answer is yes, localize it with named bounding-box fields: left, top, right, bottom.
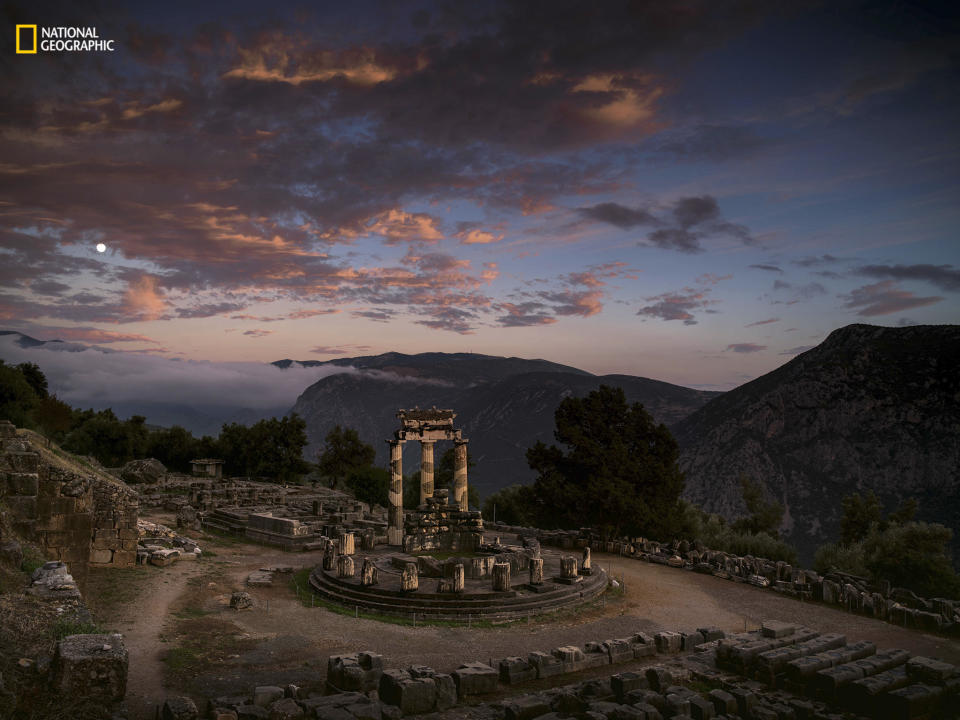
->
left=16, top=25, right=37, bottom=54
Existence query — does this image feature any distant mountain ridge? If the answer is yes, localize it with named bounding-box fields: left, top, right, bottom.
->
left=675, top=323, right=960, bottom=563
left=285, top=352, right=720, bottom=498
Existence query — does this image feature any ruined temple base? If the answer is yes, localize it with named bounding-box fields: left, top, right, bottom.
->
left=307, top=544, right=608, bottom=621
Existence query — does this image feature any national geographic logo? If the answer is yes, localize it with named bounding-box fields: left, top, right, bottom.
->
left=16, top=25, right=116, bottom=54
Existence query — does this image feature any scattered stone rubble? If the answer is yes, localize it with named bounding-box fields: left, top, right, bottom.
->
left=137, top=519, right=201, bottom=567
left=161, top=618, right=958, bottom=720
left=492, top=521, right=960, bottom=637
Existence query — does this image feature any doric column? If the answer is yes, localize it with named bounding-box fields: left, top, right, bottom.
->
left=387, top=439, right=405, bottom=545
left=419, top=440, right=435, bottom=505
left=453, top=439, right=469, bottom=511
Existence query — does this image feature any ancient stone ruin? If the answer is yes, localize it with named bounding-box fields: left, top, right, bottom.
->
left=387, top=407, right=471, bottom=545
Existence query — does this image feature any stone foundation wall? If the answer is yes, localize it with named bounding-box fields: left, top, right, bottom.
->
left=403, top=493, right=483, bottom=553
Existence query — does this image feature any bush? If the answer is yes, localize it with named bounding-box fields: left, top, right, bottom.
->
left=813, top=541, right=869, bottom=577
left=863, top=521, right=960, bottom=599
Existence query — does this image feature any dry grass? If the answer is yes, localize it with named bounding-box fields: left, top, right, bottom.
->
left=15, top=428, right=130, bottom=491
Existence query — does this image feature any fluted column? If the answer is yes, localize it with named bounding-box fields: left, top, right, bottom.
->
left=387, top=439, right=405, bottom=545
left=453, top=439, right=469, bottom=511
left=419, top=440, right=435, bottom=505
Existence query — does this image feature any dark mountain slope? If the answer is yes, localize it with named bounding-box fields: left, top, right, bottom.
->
left=674, top=324, right=960, bottom=563
left=288, top=353, right=718, bottom=498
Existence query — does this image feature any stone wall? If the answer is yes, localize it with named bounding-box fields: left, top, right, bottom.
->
left=0, top=421, right=141, bottom=584
left=89, top=476, right=139, bottom=568
left=403, top=489, right=483, bottom=553
left=0, top=421, right=94, bottom=590
left=491, top=521, right=960, bottom=638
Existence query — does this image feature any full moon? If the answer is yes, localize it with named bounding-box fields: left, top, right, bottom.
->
left=96, top=243, right=107, bottom=253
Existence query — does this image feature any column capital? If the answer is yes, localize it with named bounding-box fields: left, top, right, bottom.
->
left=454, top=438, right=469, bottom=445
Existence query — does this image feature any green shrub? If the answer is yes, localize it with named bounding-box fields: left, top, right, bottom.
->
left=20, top=545, right=46, bottom=575
left=813, top=540, right=869, bottom=577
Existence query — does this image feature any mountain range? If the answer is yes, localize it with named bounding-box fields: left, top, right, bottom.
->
left=283, top=352, right=720, bottom=498
left=674, top=323, right=960, bottom=562
left=285, top=325, right=959, bottom=564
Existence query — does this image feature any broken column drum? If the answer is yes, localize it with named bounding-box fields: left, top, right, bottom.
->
left=337, top=555, right=355, bottom=578
left=529, top=557, right=544, bottom=585
left=560, top=556, right=579, bottom=579
left=401, top=562, right=419, bottom=592
left=323, top=540, right=338, bottom=571
left=339, top=532, right=355, bottom=556
left=452, top=563, right=465, bottom=592
left=360, top=557, right=378, bottom=586
left=492, top=562, right=511, bottom=591
left=582, top=547, right=592, bottom=575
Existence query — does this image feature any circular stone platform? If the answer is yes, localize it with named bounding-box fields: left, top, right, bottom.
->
left=308, top=547, right=608, bottom=621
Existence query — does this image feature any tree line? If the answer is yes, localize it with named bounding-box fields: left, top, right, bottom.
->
left=0, top=359, right=309, bottom=482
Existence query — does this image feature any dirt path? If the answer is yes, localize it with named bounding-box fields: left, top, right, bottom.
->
left=96, top=528, right=959, bottom=711
left=216, top=543, right=960, bottom=687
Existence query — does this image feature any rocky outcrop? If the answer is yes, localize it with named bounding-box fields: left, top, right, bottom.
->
left=674, top=324, right=960, bottom=562
left=121, top=457, right=167, bottom=484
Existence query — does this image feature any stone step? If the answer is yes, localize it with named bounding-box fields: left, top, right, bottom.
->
left=314, top=565, right=607, bottom=608
left=308, top=567, right=608, bottom=620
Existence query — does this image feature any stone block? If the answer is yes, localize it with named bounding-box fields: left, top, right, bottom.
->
left=328, top=652, right=383, bottom=693
left=729, top=687, right=756, bottom=716
left=253, top=686, right=284, bottom=707
left=7, top=451, right=39, bottom=473
left=665, top=693, right=690, bottom=717
left=552, top=645, right=586, bottom=673
left=528, top=650, right=564, bottom=678
left=906, top=656, right=958, bottom=684
left=266, top=697, right=304, bottom=719
left=708, top=688, right=737, bottom=715
left=379, top=669, right=436, bottom=714
left=887, top=683, right=944, bottom=719
left=433, top=673, right=457, bottom=710
left=503, top=694, right=551, bottom=720
left=236, top=706, right=269, bottom=719
left=644, top=665, right=675, bottom=692
left=52, top=633, right=128, bottom=702
left=163, top=696, right=199, bottom=720
left=654, top=631, right=682, bottom=653
left=681, top=631, right=705, bottom=650
left=6, top=471, right=38, bottom=495
left=211, top=710, right=239, bottom=720
left=5, top=495, right=37, bottom=519
left=610, top=671, right=647, bottom=700
left=603, top=638, right=635, bottom=664
left=452, top=662, right=497, bottom=697
left=761, top=619, right=796, bottom=638
left=499, top=656, right=536, bottom=684
left=687, top=695, right=715, bottom=720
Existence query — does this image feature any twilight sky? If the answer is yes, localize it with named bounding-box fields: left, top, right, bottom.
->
left=2, top=0, right=958, bottom=391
